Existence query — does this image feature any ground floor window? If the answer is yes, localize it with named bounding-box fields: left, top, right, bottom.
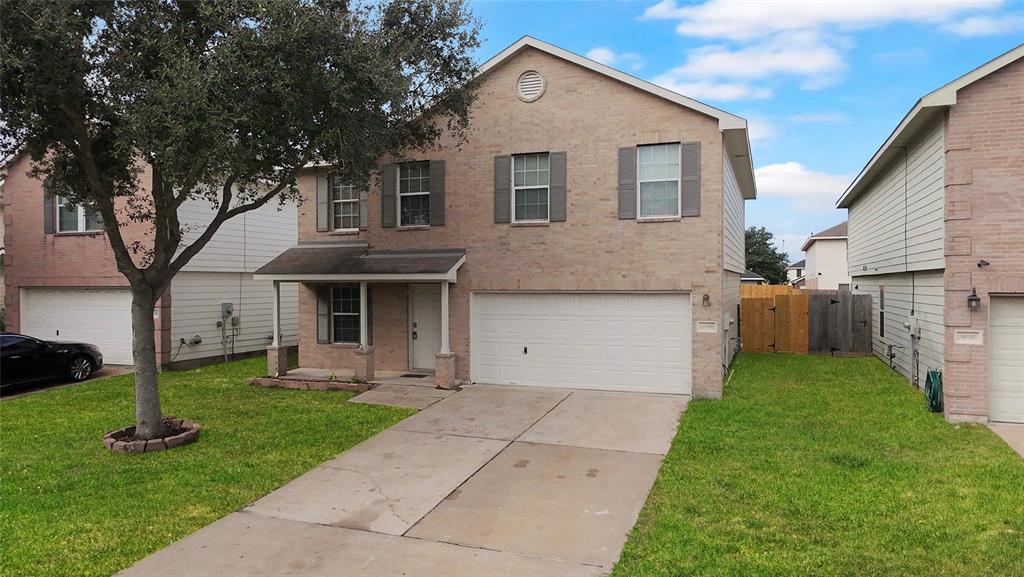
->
left=331, top=285, right=360, bottom=344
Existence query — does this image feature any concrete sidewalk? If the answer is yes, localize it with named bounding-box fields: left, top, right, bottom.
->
left=118, top=385, right=688, bottom=577
left=990, top=423, right=1024, bottom=458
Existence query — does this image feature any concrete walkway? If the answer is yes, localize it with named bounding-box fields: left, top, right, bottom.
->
left=118, top=385, right=688, bottom=577
left=990, top=423, right=1024, bottom=458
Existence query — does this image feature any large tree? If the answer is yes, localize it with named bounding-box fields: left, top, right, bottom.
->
left=745, top=226, right=789, bottom=284
left=1, top=0, right=480, bottom=439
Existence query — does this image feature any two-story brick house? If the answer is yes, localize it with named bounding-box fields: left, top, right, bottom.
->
left=1, top=153, right=300, bottom=368
left=839, top=43, right=1024, bottom=424
left=256, top=37, right=757, bottom=397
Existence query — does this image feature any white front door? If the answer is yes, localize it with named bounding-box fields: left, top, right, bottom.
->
left=409, top=284, right=442, bottom=371
left=20, top=287, right=135, bottom=364
left=470, top=292, right=692, bottom=394
left=990, top=296, right=1024, bottom=423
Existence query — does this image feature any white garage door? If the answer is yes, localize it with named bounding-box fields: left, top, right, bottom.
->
left=21, top=288, right=134, bottom=365
left=470, top=292, right=691, bottom=394
left=990, top=296, right=1024, bottom=423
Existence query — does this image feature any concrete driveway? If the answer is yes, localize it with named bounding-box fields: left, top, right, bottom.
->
left=118, top=385, right=688, bottom=577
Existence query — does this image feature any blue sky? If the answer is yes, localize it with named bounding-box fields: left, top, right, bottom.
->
left=469, top=0, right=1023, bottom=261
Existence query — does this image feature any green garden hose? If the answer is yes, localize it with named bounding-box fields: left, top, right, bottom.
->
left=925, top=370, right=943, bottom=413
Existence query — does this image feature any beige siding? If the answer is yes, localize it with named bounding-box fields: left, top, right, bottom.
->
left=847, top=119, right=945, bottom=276
left=805, top=238, right=851, bottom=289
left=722, top=150, right=745, bottom=274
left=178, top=197, right=298, bottom=273
left=722, top=270, right=741, bottom=367
left=854, top=270, right=944, bottom=387
left=170, top=272, right=298, bottom=362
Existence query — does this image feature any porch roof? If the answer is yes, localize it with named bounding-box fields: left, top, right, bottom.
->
left=254, top=242, right=466, bottom=282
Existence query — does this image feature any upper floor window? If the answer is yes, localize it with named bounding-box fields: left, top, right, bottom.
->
left=398, top=161, right=430, bottom=227
left=57, top=196, right=103, bottom=233
left=637, top=143, right=680, bottom=218
left=513, top=153, right=549, bottom=223
left=331, top=177, right=359, bottom=231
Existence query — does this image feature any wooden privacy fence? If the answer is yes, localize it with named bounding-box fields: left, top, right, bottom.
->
left=741, top=284, right=802, bottom=299
left=740, top=290, right=872, bottom=355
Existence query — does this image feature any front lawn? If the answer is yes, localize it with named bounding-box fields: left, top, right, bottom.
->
left=0, top=357, right=413, bottom=577
left=613, top=354, right=1024, bottom=577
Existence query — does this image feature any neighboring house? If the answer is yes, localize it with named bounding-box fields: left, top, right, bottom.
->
left=740, top=270, right=768, bottom=285
left=838, top=44, right=1024, bottom=424
left=255, top=36, right=757, bottom=398
left=786, top=259, right=805, bottom=286
left=1, top=153, right=299, bottom=367
left=800, top=222, right=851, bottom=290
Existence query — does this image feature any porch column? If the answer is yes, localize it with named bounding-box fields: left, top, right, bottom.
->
left=271, top=281, right=281, bottom=347
left=435, top=280, right=456, bottom=389
left=355, top=281, right=374, bottom=381
left=440, top=280, right=450, bottom=354
left=267, top=280, right=288, bottom=377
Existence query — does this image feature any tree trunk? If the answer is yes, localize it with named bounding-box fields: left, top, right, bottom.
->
left=131, top=290, right=170, bottom=440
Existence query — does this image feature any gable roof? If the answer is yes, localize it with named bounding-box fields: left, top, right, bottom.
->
left=479, top=36, right=756, bottom=200
left=787, top=259, right=805, bottom=269
left=801, top=221, right=847, bottom=251
left=838, top=43, right=1024, bottom=208
left=741, top=269, right=766, bottom=281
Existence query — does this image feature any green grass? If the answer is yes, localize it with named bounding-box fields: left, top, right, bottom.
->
left=613, top=353, right=1024, bottom=577
left=0, top=358, right=413, bottom=577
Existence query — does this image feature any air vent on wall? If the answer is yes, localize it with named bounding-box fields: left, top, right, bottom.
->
left=516, top=70, right=545, bottom=102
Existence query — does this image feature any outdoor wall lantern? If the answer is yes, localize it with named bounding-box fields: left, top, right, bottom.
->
left=702, top=293, right=711, bottom=307
left=967, top=288, right=981, bottom=311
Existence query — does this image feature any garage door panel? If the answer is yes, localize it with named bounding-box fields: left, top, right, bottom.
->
left=471, top=292, right=691, bottom=394
left=990, top=296, right=1024, bottom=423
left=21, top=288, right=134, bottom=365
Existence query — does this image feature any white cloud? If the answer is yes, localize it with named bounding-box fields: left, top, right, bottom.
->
left=772, top=232, right=811, bottom=262
left=585, top=47, right=645, bottom=71
left=942, top=13, right=1024, bottom=35
left=755, top=162, right=853, bottom=213
left=789, top=112, right=848, bottom=124
left=641, top=0, right=1003, bottom=41
left=746, top=116, right=779, bottom=141
left=654, top=78, right=771, bottom=101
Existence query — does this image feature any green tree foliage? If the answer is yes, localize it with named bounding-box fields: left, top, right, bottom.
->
left=745, top=226, right=789, bottom=284
left=1, top=0, right=480, bottom=439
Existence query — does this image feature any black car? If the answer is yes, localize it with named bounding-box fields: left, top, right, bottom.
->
left=0, top=332, right=104, bottom=388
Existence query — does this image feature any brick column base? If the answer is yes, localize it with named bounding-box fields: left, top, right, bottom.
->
left=267, top=346, right=289, bottom=377
left=435, top=352, right=456, bottom=390
left=354, top=347, right=375, bottom=381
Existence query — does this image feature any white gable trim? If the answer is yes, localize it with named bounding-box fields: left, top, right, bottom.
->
left=838, top=43, right=1024, bottom=209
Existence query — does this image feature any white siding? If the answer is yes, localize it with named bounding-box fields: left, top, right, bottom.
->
left=854, top=270, right=944, bottom=387
left=805, top=239, right=851, bottom=290
left=170, top=272, right=298, bottom=363
left=722, top=151, right=745, bottom=274
left=847, top=119, right=945, bottom=276
left=178, top=197, right=298, bottom=273
left=722, top=271, right=741, bottom=367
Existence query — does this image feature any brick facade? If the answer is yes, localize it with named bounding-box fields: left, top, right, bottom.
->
left=294, top=47, right=738, bottom=397
left=942, top=57, right=1024, bottom=422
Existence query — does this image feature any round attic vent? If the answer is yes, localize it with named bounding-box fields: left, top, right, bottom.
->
left=516, top=70, right=545, bottom=102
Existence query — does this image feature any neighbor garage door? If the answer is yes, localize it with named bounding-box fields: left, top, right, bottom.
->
left=470, top=292, right=691, bottom=394
left=990, top=296, right=1024, bottom=423
left=21, top=288, right=134, bottom=365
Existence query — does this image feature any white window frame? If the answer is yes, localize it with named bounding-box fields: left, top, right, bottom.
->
left=397, top=162, right=430, bottom=228
left=636, top=143, right=682, bottom=219
left=330, top=177, right=359, bottom=232
left=330, top=284, right=361, bottom=344
left=511, top=152, right=550, bottom=224
left=56, top=196, right=103, bottom=233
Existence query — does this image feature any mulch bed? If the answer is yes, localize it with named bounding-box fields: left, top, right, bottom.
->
left=103, top=417, right=201, bottom=454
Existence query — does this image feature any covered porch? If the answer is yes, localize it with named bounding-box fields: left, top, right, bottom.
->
left=254, top=242, right=465, bottom=389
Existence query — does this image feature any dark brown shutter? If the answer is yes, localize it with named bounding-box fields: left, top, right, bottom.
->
left=366, top=285, right=373, bottom=346
left=429, top=160, right=445, bottom=226
left=549, top=151, right=567, bottom=222
left=316, top=285, right=330, bottom=344
left=43, top=193, right=56, bottom=234
left=494, top=155, right=511, bottom=223
left=617, top=147, right=637, bottom=219
left=358, top=186, right=368, bottom=231
left=381, top=165, right=396, bottom=228
left=316, top=173, right=329, bottom=232
left=681, top=142, right=701, bottom=217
